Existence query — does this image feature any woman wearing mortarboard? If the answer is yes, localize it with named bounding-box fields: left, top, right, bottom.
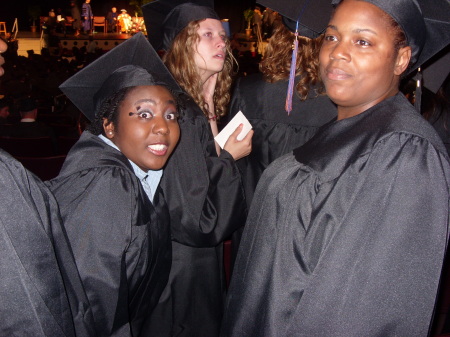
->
left=227, top=0, right=337, bottom=260
left=141, top=0, right=253, bottom=336
left=47, top=33, right=181, bottom=336
left=222, top=0, right=450, bottom=336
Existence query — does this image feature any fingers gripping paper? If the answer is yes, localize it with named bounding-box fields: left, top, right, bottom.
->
left=214, top=111, right=252, bottom=149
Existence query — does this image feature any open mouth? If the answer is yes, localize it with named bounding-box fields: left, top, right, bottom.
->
left=147, top=143, right=168, bottom=156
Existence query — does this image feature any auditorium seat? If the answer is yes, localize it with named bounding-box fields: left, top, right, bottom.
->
left=15, top=155, right=66, bottom=181
left=0, top=136, right=56, bottom=157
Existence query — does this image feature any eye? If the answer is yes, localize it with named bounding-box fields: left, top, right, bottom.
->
left=165, top=111, right=179, bottom=120
left=204, top=32, right=212, bottom=38
left=324, top=34, right=337, bottom=42
left=138, top=110, right=154, bottom=119
left=356, top=39, right=371, bottom=47
left=129, top=110, right=155, bottom=119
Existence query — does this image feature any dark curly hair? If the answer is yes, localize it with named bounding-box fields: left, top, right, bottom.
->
left=259, top=15, right=325, bottom=101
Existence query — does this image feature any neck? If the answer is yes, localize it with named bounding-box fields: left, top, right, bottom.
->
left=337, top=88, right=399, bottom=121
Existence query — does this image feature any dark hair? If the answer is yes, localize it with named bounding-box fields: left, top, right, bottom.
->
left=86, top=87, right=130, bottom=135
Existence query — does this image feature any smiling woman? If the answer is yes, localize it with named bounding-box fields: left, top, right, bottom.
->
left=46, top=33, right=182, bottom=336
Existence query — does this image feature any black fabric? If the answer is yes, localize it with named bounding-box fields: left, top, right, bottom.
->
left=47, top=131, right=172, bottom=337
left=259, top=0, right=333, bottom=37
left=0, top=149, right=95, bottom=337
left=59, top=33, right=180, bottom=121
left=142, top=0, right=219, bottom=51
left=142, top=94, right=246, bottom=337
left=229, top=73, right=337, bottom=210
left=222, top=93, right=450, bottom=336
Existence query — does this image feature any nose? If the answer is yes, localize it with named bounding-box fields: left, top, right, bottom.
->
left=329, top=40, right=350, bottom=62
left=216, top=36, right=226, bottom=49
left=152, top=115, right=170, bottom=135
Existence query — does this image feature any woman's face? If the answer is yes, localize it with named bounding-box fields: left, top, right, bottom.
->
left=193, top=18, right=227, bottom=82
left=319, top=0, right=410, bottom=117
left=105, top=85, right=180, bottom=172
left=0, top=38, right=7, bottom=77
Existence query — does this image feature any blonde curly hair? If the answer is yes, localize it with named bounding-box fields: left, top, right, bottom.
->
left=259, top=15, right=325, bottom=100
left=163, top=19, right=237, bottom=119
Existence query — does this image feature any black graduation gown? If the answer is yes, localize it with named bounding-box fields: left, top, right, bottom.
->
left=227, top=73, right=337, bottom=270
left=222, top=93, right=450, bottom=337
left=229, top=73, right=337, bottom=208
left=47, top=131, right=171, bottom=337
left=0, top=149, right=95, bottom=337
left=143, top=95, right=247, bottom=337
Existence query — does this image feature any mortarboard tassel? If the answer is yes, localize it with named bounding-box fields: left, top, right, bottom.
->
left=285, top=21, right=299, bottom=114
left=413, top=67, right=422, bottom=113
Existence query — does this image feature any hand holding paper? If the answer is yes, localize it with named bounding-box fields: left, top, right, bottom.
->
left=214, top=111, right=252, bottom=149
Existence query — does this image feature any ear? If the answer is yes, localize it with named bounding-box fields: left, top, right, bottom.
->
left=103, top=118, right=115, bottom=139
left=394, top=46, right=411, bottom=76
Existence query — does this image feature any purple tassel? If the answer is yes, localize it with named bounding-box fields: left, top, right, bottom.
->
left=285, top=22, right=299, bottom=114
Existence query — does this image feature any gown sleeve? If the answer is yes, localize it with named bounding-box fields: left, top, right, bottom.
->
left=0, top=151, right=93, bottom=337
left=161, top=110, right=247, bottom=248
left=50, top=167, right=139, bottom=337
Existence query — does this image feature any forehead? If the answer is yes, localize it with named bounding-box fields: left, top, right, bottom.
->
left=198, top=18, right=225, bottom=31
left=331, top=0, right=390, bottom=30
left=124, top=85, right=175, bottom=103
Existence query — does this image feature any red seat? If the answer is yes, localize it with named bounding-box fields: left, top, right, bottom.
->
left=15, top=155, right=66, bottom=181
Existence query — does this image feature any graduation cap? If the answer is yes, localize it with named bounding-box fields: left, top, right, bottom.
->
left=59, top=32, right=180, bottom=121
left=257, top=0, right=333, bottom=38
left=142, top=0, right=219, bottom=51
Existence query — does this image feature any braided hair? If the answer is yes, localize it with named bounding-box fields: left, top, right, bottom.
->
left=86, top=87, right=131, bottom=135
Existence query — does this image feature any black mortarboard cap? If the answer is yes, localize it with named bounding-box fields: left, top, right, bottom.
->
left=142, top=0, right=219, bottom=51
left=257, top=0, right=333, bottom=38
left=331, top=0, right=450, bottom=75
left=59, top=32, right=180, bottom=121
left=420, top=46, right=450, bottom=94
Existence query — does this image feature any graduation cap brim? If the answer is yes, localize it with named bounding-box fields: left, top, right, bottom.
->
left=419, top=45, right=450, bottom=94
left=257, top=0, right=333, bottom=38
left=142, top=0, right=219, bottom=51
left=59, top=33, right=180, bottom=121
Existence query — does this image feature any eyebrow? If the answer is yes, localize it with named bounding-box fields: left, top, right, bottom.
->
left=327, top=24, right=378, bottom=35
left=134, top=98, right=176, bottom=106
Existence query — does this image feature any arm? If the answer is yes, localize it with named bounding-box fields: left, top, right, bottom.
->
left=161, top=111, right=247, bottom=247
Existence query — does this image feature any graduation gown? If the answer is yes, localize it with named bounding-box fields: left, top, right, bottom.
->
left=222, top=93, right=450, bottom=337
left=47, top=131, right=171, bottom=337
left=143, top=95, right=247, bottom=337
left=227, top=73, right=337, bottom=271
left=229, top=73, right=337, bottom=207
left=0, top=149, right=95, bottom=337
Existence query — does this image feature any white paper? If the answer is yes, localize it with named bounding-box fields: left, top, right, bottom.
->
left=214, top=111, right=252, bottom=149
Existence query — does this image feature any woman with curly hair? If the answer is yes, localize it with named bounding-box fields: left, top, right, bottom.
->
left=229, top=3, right=337, bottom=213
left=141, top=1, right=253, bottom=336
